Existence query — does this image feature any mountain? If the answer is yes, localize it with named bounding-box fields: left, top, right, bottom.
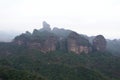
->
left=93, top=35, right=107, bottom=52
left=0, top=21, right=120, bottom=80
left=13, top=21, right=107, bottom=54
left=89, top=36, right=120, bottom=56
left=107, top=39, right=120, bottom=56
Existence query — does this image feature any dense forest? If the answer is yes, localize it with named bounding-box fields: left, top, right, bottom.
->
left=0, top=43, right=119, bottom=80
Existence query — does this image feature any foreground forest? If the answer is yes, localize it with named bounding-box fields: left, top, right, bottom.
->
left=0, top=44, right=120, bottom=80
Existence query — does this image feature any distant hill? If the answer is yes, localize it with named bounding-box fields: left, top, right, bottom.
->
left=0, top=31, right=18, bottom=42
left=107, top=39, right=120, bottom=56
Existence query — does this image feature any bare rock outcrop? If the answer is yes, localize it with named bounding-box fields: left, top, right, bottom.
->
left=93, top=35, right=107, bottom=52
left=13, top=21, right=107, bottom=54
left=40, top=21, right=51, bottom=32
left=40, top=36, right=57, bottom=53
left=67, top=32, right=91, bottom=54
left=28, top=35, right=57, bottom=53
left=13, top=32, right=31, bottom=46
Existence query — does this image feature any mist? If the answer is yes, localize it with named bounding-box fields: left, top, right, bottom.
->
left=0, top=0, right=120, bottom=41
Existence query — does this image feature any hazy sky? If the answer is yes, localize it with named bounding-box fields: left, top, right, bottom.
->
left=0, top=0, right=120, bottom=39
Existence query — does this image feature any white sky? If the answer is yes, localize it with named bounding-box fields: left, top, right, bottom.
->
left=0, top=0, right=120, bottom=39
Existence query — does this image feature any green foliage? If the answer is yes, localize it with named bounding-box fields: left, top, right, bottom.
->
left=0, top=43, right=120, bottom=80
left=0, top=66, right=45, bottom=80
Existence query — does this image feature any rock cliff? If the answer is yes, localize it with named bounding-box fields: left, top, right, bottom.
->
left=13, top=21, right=107, bottom=54
left=29, top=35, right=57, bottom=53
left=67, top=32, right=91, bottom=54
left=93, top=35, right=107, bottom=52
left=40, top=21, right=51, bottom=32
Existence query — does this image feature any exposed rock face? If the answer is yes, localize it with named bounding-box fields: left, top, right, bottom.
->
left=67, top=38, right=79, bottom=53
left=67, top=32, right=91, bottom=54
left=14, top=40, right=24, bottom=45
left=79, top=46, right=90, bottom=53
left=13, top=33, right=30, bottom=46
left=13, top=21, right=107, bottom=54
left=41, top=36, right=57, bottom=53
left=13, top=27, right=57, bottom=53
left=28, top=42, right=41, bottom=50
left=41, top=21, right=51, bottom=31
left=28, top=35, right=57, bottom=53
left=93, top=35, right=107, bottom=52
